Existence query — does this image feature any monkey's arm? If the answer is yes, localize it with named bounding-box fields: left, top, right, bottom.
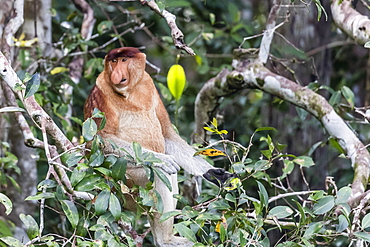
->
left=100, top=133, right=180, bottom=174
left=155, top=98, right=233, bottom=183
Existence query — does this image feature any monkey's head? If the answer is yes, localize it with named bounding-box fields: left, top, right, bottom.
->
left=104, top=47, right=146, bottom=95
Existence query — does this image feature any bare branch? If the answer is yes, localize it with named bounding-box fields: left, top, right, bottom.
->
left=140, top=0, right=195, bottom=55
left=258, top=0, right=282, bottom=64
left=331, top=0, right=370, bottom=45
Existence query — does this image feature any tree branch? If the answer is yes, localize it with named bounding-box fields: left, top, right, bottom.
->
left=194, top=48, right=370, bottom=206
left=140, top=0, right=195, bottom=55
left=331, top=0, right=370, bottom=45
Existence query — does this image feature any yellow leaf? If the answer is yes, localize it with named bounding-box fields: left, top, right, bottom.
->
left=195, top=148, right=226, bottom=157
left=13, top=37, right=38, bottom=47
left=224, top=177, right=241, bottom=191
left=167, top=64, right=186, bottom=100
left=215, top=216, right=227, bottom=233
left=50, top=67, right=69, bottom=75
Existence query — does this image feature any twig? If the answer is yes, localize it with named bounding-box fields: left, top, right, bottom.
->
left=140, top=0, right=195, bottom=55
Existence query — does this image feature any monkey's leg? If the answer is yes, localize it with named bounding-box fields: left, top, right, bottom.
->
left=150, top=173, right=193, bottom=247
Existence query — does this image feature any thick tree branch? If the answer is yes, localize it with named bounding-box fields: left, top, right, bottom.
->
left=140, top=0, right=195, bottom=55
left=331, top=0, right=370, bottom=45
left=0, top=52, right=74, bottom=152
left=194, top=49, right=370, bottom=205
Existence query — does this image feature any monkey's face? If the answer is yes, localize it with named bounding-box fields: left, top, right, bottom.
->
left=104, top=47, right=146, bottom=95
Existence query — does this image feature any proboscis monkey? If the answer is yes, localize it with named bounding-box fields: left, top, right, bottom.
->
left=84, top=47, right=231, bottom=246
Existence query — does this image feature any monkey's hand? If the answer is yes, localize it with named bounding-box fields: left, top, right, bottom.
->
left=151, top=153, right=180, bottom=174
left=203, top=168, right=236, bottom=186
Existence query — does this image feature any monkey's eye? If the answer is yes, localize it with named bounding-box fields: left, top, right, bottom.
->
left=112, top=59, right=117, bottom=63
left=122, top=58, right=128, bottom=62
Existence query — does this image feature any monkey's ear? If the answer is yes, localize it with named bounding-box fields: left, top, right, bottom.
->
left=203, top=168, right=236, bottom=187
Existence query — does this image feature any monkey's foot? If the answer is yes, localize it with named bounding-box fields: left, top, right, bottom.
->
left=156, top=236, right=194, bottom=247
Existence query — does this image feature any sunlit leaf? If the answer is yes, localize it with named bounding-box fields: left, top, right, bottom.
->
left=167, top=64, right=186, bottom=100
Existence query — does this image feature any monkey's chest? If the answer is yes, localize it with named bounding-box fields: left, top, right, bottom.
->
left=117, top=111, right=165, bottom=153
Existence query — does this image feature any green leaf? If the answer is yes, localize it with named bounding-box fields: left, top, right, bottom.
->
left=280, top=160, right=294, bottom=179
left=362, top=213, right=370, bottom=230
left=255, top=127, right=276, bottom=132
left=109, top=193, right=121, bottom=219
left=95, top=190, right=110, bottom=215
left=70, top=168, right=86, bottom=187
left=89, top=150, right=104, bottom=167
left=65, top=151, right=83, bottom=167
left=97, top=20, right=113, bottom=34
left=354, top=232, right=370, bottom=242
left=60, top=200, right=79, bottom=228
left=153, top=168, right=172, bottom=192
left=111, top=157, right=127, bottom=181
left=268, top=206, right=294, bottom=219
left=303, top=222, right=323, bottom=238
left=167, top=64, right=186, bottom=100
left=293, top=156, right=315, bottom=167
left=25, top=192, right=55, bottom=201
left=25, top=73, right=40, bottom=98
left=20, top=214, right=39, bottom=239
left=174, top=222, right=196, bottom=243
left=329, top=91, right=341, bottom=107
left=37, top=179, right=57, bottom=190
left=0, top=193, right=12, bottom=215
left=337, top=214, right=348, bottom=232
left=336, top=186, right=351, bottom=204
left=209, top=199, right=231, bottom=210
left=132, top=142, right=143, bottom=158
left=341, top=85, right=355, bottom=108
left=254, top=160, right=271, bottom=171
left=313, top=196, right=335, bottom=215
left=82, top=118, right=97, bottom=141
left=160, top=210, right=181, bottom=222
left=0, top=236, right=23, bottom=247
left=257, top=181, right=269, bottom=208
